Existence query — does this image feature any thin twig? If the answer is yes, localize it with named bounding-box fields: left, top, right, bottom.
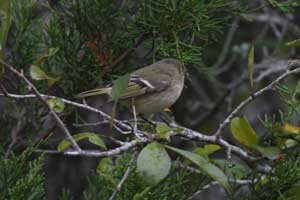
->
left=214, top=60, right=300, bottom=137
left=0, top=59, right=82, bottom=152
left=109, top=151, right=138, bottom=200
left=212, top=17, right=239, bottom=69
left=5, top=117, right=24, bottom=158
left=3, top=60, right=300, bottom=163
left=0, top=91, right=276, bottom=162
left=72, top=121, right=110, bottom=127
left=132, top=98, right=143, bottom=139
left=35, top=139, right=147, bottom=157
left=0, top=92, right=133, bottom=133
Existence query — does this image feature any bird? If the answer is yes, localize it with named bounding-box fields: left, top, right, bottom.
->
left=75, top=58, right=185, bottom=114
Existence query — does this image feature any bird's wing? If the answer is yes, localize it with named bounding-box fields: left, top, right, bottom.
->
left=74, top=87, right=111, bottom=98
left=75, top=74, right=171, bottom=99
left=119, top=74, right=170, bottom=100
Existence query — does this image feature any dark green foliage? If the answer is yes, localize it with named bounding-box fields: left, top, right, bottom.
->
left=0, top=149, right=45, bottom=200
left=11, top=0, right=44, bottom=70
left=9, top=0, right=242, bottom=96
left=83, top=154, right=208, bottom=200
left=268, top=0, right=300, bottom=12
left=135, top=0, right=239, bottom=66
left=237, top=83, right=300, bottom=200
left=235, top=160, right=300, bottom=200
left=4, top=0, right=300, bottom=199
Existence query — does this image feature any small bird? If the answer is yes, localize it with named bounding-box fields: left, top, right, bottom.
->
left=75, top=58, right=185, bottom=114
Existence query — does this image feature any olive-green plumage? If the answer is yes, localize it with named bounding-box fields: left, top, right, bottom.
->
left=75, top=58, right=185, bottom=114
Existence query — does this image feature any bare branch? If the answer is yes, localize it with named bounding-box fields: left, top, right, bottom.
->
left=212, top=17, right=239, bottom=69
left=35, top=138, right=148, bottom=157
left=2, top=59, right=300, bottom=163
left=0, top=92, right=133, bottom=133
left=214, top=60, right=300, bottom=137
left=0, top=59, right=82, bottom=152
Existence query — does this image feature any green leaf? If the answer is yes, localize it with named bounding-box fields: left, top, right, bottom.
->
left=30, top=65, right=60, bottom=87
left=286, top=39, right=300, bottom=47
left=230, top=116, right=258, bottom=147
left=0, top=0, right=11, bottom=58
left=156, top=123, right=172, bottom=133
left=111, top=74, right=130, bottom=102
left=57, top=132, right=106, bottom=151
left=47, top=98, right=65, bottom=113
left=156, top=123, right=172, bottom=139
left=30, top=48, right=60, bottom=86
left=88, top=133, right=107, bottom=149
left=214, top=159, right=249, bottom=179
left=30, top=65, right=48, bottom=80
left=248, top=45, right=254, bottom=88
left=194, top=144, right=221, bottom=156
left=252, top=145, right=280, bottom=160
left=165, top=145, right=231, bottom=192
left=137, top=142, right=171, bottom=185
left=97, top=157, right=114, bottom=174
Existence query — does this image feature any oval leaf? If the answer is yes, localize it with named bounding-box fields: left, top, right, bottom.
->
left=111, top=74, right=130, bottom=102
left=30, top=65, right=48, bottom=80
left=30, top=65, right=59, bottom=86
left=165, top=145, right=231, bottom=192
left=252, top=145, right=280, bottom=160
left=230, top=116, right=258, bottom=147
left=47, top=98, right=65, bottom=113
left=88, top=133, right=107, bottom=149
left=57, top=132, right=106, bottom=151
left=137, top=142, right=171, bottom=185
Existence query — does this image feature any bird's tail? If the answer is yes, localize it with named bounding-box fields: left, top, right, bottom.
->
left=74, top=87, right=111, bottom=98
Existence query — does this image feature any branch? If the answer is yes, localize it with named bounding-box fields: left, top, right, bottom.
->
left=2, top=59, right=300, bottom=162
left=168, top=122, right=258, bottom=162
left=35, top=138, right=148, bottom=157
left=0, top=92, right=133, bottom=133
left=0, top=91, right=274, bottom=161
left=0, top=59, right=82, bottom=152
left=212, top=17, right=239, bottom=69
left=109, top=151, right=138, bottom=200
left=214, top=60, right=300, bottom=137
